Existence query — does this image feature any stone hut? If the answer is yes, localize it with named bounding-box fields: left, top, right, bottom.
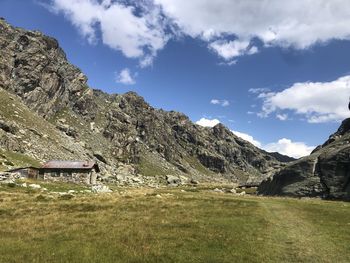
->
left=6, top=167, right=40, bottom=179
left=39, top=161, right=100, bottom=185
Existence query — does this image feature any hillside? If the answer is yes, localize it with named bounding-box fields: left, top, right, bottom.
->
left=0, top=18, right=285, bottom=185
left=258, top=118, right=350, bottom=200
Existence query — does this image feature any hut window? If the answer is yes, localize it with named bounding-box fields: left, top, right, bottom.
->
left=51, top=171, right=60, bottom=177
left=63, top=172, right=72, bottom=177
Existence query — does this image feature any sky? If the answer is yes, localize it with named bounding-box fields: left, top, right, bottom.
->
left=1, top=0, right=350, bottom=158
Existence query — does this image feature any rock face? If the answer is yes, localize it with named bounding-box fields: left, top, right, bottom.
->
left=258, top=118, right=350, bottom=201
left=0, top=19, right=285, bottom=185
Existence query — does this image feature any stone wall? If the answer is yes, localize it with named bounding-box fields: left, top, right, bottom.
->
left=42, top=170, right=94, bottom=185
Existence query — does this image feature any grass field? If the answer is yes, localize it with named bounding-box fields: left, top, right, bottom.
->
left=0, top=183, right=349, bottom=263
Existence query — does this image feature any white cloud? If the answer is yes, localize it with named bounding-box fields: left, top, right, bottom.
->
left=247, top=46, right=258, bottom=55
left=50, top=0, right=168, bottom=65
left=232, top=130, right=313, bottom=158
left=210, top=99, right=230, bottom=107
left=231, top=130, right=262, bottom=147
left=219, top=60, right=237, bottom=66
left=50, top=1, right=350, bottom=64
left=196, top=118, right=313, bottom=158
left=209, top=39, right=257, bottom=60
left=232, top=131, right=314, bottom=158
left=257, top=75, right=350, bottom=123
left=155, top=0, right=350, bottom=49
left=249, top=88, right=270, bottom=94
left=115, top=68, right=136, bottom=85
left=276, top=114, right=288, bottom=121
left=264, top=138, right=315, bottom=159
left=221, top=100, right=230, bottom=107
left=196, top=118, right=220, bottom=127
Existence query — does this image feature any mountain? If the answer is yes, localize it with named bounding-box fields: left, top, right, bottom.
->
left=0, top=18, right=285, bottom=186
left=258, top=118, right=350, bottom=201
left=263, top=152, right=296, bottom=163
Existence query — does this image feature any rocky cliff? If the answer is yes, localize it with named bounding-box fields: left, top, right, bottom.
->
left=258, top=118, right=350, bottom=201
left=0, top=18, right=284, bottom=186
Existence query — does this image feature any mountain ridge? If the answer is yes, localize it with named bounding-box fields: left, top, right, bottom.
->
left=0, top=18, right=288, bottom=186
left=258, top=118, right=350, bottom=200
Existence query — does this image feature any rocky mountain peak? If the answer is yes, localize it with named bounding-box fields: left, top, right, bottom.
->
left=0, top=19, right=287, bottom=186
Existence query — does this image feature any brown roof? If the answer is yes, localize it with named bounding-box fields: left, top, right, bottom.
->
left=42, top=161, right=99, bottom=172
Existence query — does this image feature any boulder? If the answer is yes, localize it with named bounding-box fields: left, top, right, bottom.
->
left=230, top=188, right=237, bottom=194
left=0, top=120, right=18, bottom=134
left=166, top=175, right=181, bottom=186
left=190, top=179, right=199, bottom=185
left=91, top=185, right=112, bottom=193
left=93, top=152, right=108, bottom=164
left=28, top=183, right=41, bottom=189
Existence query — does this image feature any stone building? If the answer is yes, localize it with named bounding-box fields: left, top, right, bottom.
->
left=39, top=161, right=100, bottom=185
left=6, top=167, right=40, bottom=179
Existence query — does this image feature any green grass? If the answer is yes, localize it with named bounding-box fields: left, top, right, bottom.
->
left=0, top=187, right=349, bottom=263
left=0, top=150, right=42, bottom=171
left=21, top=179, right=89, bottom=192
left=184, top=156, right=217, bottom=177
left=137, top=155, right=170, bottom=177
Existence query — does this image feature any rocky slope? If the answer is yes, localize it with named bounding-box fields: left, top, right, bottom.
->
left=258, top=118, right=350, bottom=201
left=0, top=18, right=285, bottom=186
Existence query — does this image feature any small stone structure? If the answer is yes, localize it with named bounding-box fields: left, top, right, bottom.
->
left=6, top=167, right=40, bottom=179
left=6, top=161, right=100, bottom=185
left=39, top=161, right=100, bottom=185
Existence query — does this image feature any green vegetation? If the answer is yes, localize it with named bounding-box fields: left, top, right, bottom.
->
left=184, top=156, right=217, bottom=177
left=0, top=186, right=349, bottom=263
left=24, top=179, right=89, bottom=192
left=137, top=155, right=170, bottom=177
left=0, top=150, right=41, bottom=171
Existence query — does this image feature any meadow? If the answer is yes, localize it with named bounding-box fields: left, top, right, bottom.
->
left=0, top=182, right=349, bottom=263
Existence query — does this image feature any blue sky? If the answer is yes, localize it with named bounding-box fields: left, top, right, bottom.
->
left=1, top=0, right=350, bottom=158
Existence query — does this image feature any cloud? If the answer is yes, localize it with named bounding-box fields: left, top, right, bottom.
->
left=195, top=118, right=220, bottom=127
left=257, top=75, right=350, bottom=123
left=196, top=118, right=314, bottom=158
left=50, top=0, right=168, bottom=66
left=115, top=68, right=136, bottom=85
left=50, top=1, right=350, bottom=65
left=249, top=88, right=270, bottom=94
left=155, top=0, right=350, bottom=49
left=48, top=0, right=350, bottom=67
left=210, top=99, right=230, bottom=107
left=209, top=39, right=258, bottom=60
left=232, top=131, right=314, bottom=158
left=221, top=100, right=230, bottom=107
left=263, top=138, right=315, bottom=159
left=276, top=114, right=288, bottom=121
left=231, top=130, right=262, bottom=147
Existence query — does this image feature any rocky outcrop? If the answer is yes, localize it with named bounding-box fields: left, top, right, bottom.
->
left=258, top=118, right=350, bottom=201
left=0, top=18, right=286, bottom=185
left=0, top=20, right=91, bottom=117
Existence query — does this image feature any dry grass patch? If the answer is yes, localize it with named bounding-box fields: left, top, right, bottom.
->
left=0, top=187, right=349, bottom=262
